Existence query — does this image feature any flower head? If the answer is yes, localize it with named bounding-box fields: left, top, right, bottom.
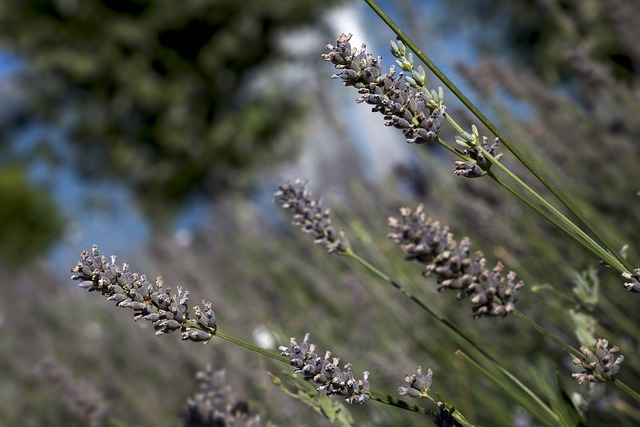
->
left=71, top=245, right=216, bottom=342
left=572, top=338, right=624, bottom=385
left=274, top=179, right=349, bottom=253
left=398, top=366, right=433, bottom=398
left=279, top=333, right=370, bottom=404
left=323, top=33, right=446, bottom=145
left=388, top=205, right=524, bottom=318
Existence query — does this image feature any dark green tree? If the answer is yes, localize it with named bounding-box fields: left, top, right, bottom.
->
left=0, top=165, right=65, bottom=268
left=0, top=0, right=341, bottom=226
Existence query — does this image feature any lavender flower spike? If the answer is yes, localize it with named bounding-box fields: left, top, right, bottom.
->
left=323, top=33, right=446, bottom=145
left=71, top=245, right=217, bottom=342
left=388, top=205, right=524, bottom=318
left=274, top=179, right=350, bottom=254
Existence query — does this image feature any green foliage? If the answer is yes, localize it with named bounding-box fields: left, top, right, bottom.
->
left=0, top=166, right=64, bottom=268
left=445, top=0, right=640, bottom=83
left=0, top=0, right=341, bottom=224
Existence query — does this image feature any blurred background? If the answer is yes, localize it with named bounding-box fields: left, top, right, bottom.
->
left=1, top=0, right=639, bottom=425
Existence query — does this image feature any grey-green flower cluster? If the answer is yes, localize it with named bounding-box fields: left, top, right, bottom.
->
left=274, top=179, right=349, bottom=253
left=183, top=367, right=270, bottom=427
left=323, top=33, right=446, bottom=145
left=71, top=245, right=216, bottom=342
left=572, top=338, right=624, bottom=385
left=398, top=366, right=433, bottom=398
left=279, top=333, right=370, bottom=404
left=388, top=205, right=524, bottom=318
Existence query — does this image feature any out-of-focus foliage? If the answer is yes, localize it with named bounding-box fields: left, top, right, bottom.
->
left=0, top=0, right=341, bottom=223
left=0, top=166, right=64, bottom=268
left=445, top=0, right=640, bottom=83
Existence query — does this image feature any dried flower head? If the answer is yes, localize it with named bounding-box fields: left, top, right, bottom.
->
left=279, top=333, right=370, bottom=404
left=572, top=338, right=624, bottom=385
left=323, top=33, right=446, bottom=145
left=622, top=268, right=640, bottom=292
left=398, top=366, right=433, bottom=398
left=183, top=367, right=270, bottom=427
left=274, top=179, right=350, bottom=253
left=71, top=245, right=216, bottom=342
left=388, top=205, right=524, bottom=318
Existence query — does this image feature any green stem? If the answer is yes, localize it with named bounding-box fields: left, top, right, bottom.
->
left=456, top=350, right=558, bottom=427
left=511, top=311, right=640, bottom=403
left=511, top=310, right=583, bottom=360
left=484, top=170, right=576, bottom=241
left=369, top=390, right=427, bottom=415
left=438, top=131, right=614, bottom=271
left=345, top=250, right=559, bottom=424
left=362, top=0, right=633, bottom=272
left=482, top=150, right=626, bottom=273
left=444, top=112, right=466, bottom=135
left=214, top=329, right=291, bottom=364
left=614, top=379, right=640, bottom=404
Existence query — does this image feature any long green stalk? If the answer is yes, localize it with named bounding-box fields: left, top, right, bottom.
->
left=456, top=350, right=558, bottom=427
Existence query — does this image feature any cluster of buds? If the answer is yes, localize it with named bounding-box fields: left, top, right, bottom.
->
left=453, top=134, right=503, bottom=178
left=71, top=245, right=216, bottom=342
left=279, top=333, right=370, bottom=404
left=323, top=33, right=446, bottom=145
left=274, top=179, right=349, bottom=253
left=572, top=338, right=624, bottom=385
left=388, top=205, right=524, bottom=318
left=398, top=366, right=433, bottom=399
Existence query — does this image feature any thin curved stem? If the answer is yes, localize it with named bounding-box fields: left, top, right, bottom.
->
left=214, top=329, right=291, bottom=364
left=455, top=350, right=558, bottom=427
left=511, top=311, right=583, bottom=360
left=613, top=379, right=640, bottom=404
left=510, top=311, right=640, bottom=403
